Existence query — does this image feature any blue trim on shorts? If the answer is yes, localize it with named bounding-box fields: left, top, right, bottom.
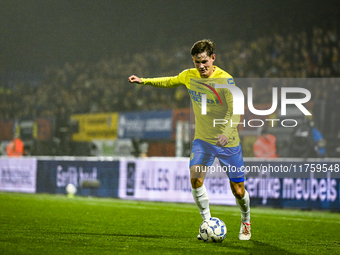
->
left=190, top=139, right=245, bottom=183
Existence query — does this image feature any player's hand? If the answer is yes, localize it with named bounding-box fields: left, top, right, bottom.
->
left=128, top=75, right=142, bottom=84
left=216, top=134, right=229, bottom=147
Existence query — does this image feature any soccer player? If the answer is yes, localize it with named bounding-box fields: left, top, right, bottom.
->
left=128, top=39, right=251, bottom=240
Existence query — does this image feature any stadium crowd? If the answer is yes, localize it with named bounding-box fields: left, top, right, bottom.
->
left=1, top=26, right=340, bottom=120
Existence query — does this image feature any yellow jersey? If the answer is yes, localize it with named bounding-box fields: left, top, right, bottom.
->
left=141, top=66, right=241, bottom=147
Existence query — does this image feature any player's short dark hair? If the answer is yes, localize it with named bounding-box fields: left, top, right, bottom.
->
left=190, top=39, right=215, bottom=57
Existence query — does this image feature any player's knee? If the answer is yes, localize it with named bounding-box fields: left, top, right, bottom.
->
left=191, top=178, right=203, bottom=189
left=232, top=187, right=245, bottom=199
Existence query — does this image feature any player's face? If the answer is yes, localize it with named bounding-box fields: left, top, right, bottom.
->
left=192, top=52, right=216, bottom=78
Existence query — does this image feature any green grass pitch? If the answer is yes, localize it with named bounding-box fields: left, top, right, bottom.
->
left=0, top=192, right=339, bottom=254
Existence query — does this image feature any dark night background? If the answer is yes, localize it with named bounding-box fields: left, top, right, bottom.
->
left=1, top=0, right=339, bottom=74
left=1, top=0, right=340, bottom=158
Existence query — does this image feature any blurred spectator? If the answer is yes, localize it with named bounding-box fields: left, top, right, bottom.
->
left=311, top=121, right=326, bottom=157
left=289, top=118, right=326, bottom=158
left=253, top=129, right=278, bottom=158
left=55, top=106, right=71, bottom=155
left=6, top=135, right=25, bottom=157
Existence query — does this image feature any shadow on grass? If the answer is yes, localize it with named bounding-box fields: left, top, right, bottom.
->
left=222, top=240, right=300, bottom=255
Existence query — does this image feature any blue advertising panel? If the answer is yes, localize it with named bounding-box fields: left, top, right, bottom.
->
left=243, top=160, right=340, bottom=210
left=118, top=110, right=173, bottom=140
left=36, top=160, right=120, bottom=198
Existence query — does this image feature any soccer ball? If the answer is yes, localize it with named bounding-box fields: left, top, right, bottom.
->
left=199, top=217, right=227, bottom=243
left=66, top=183, right=77, bottom=197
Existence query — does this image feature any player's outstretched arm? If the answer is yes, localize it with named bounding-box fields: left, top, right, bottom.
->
left=128, top=75, right=142, bottom=84
left=129, top=74, right=182, bottom=88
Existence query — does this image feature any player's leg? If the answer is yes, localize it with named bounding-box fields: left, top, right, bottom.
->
left=231, top=182, right=251, bottom=240
left=191, top=164, right=211, bottom=240
left=190, top=164, right=210, bottom=221
left=229, top=180, right=250, bottom=222
left=190, top=139, right=216, bottom=221
left=229, top=180, right=251, bottom=240
left=189, top=139, right=216, bottom=240
left=218, top=143, right=251, bottom=240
